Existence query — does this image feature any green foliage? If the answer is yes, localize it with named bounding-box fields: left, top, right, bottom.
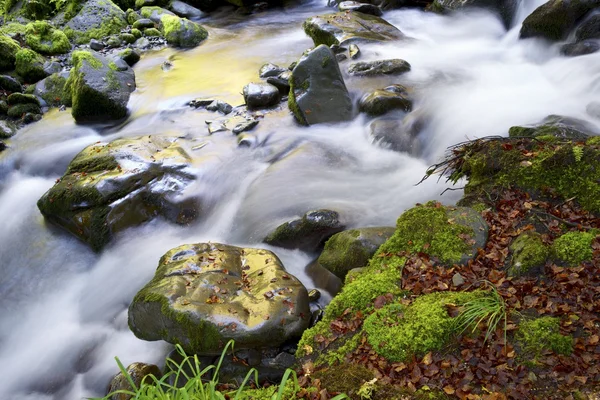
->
left=552, top=231, right=596, bottom=265
left=516, top=317, right=573, bottom=359
left=572, top=145, right=584, bottom=162
left=456, top=283, right=507, bottom=344
left=96, top=341, right=348, bottom=400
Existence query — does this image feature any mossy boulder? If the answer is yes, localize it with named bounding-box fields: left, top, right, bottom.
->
left=0, top=35, right=21, bottom=71
left=508, top=115, right=596, bottom=140
left=24, top=21, right=71, bottom=55
left=507, top=231, right=548, bottom=277
left=31, top=72, right=69, bottom=107
left=516, top=317, right=573, bottom=359
left=454, top=137, right=600, bottom=214
left=159, top=14, right=207, bottom=48
left=64, top=0, right=128, bottom=44
left=118, top=48, right=141, bottom=66
left=0, top=75, right=23, bottom=93
left=519, top=0, right=599, bottom=41
left=128, top=242, right=310, bottom=354
left=7, top=93, right=40, bottom=106
left=288, top=44, right=352, bottom=126
left=0, top=120, right=18, bottom=139
left=143, top=27, right=161, bottom=36
left=364, top=291, right=484, bottom=362
left=64, top=50, right=135, bottom=122
left=7, top=103, right=42, bottom=118
left=551, top=231, right=596, bottom=265
left=107, top=362, right=162, bottom=400
left=264, top=209, right=345, bottom=252
left=303, top=11, right=405, bottom=47
left=15, top=49, right=48, bottom=83
left=140, top=6, right=175, bottom=23
left=430, top=0, right=517, bottom=28
left=37, top=135, right=200, bottom=251
left=317, top=226, right=395, bottom=279
left=358, top=88, right=412, bottom=116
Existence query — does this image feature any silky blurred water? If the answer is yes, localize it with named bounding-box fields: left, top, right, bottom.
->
left=2, top=0, right=600, bottom=397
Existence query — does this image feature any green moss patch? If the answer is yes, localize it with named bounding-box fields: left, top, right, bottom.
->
left=15, top=48, right=47, bottom=83
left=0, top=34, right=21, bottom=71
left=508, top=231, right=548, bottom=276
left=552, top=231, right=596, bottom=265
left=516, top=317, right=573, bottom=360
left=25, top=21, right=71, bottom=55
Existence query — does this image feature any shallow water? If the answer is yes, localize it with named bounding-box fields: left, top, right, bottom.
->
left=2, top=0, right=600, bottom=398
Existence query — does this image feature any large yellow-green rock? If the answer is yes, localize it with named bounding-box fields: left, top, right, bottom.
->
left=64, top=0, right=128, bottom=44
left=0, top=35, right=21, bottom=71
left=128, top=243, right=310, bottom=354
left=25, top=21, right=71, bottom=55
left=159, top=14, right=207, bottom=48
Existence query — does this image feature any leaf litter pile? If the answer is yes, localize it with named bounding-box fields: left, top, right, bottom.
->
left=296, top=187, right=600, bottom=399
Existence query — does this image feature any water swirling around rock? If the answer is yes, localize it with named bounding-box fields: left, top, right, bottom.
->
left=2, top=0, right=600, bottom=398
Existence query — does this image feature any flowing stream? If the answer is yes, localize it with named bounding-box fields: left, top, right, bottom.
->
left=1, top=0, right=599, bottom=398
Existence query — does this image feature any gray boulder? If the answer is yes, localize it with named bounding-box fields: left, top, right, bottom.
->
left=32, top=72, right=69, bottom=107
left=348, top=58, right=411, bottom=76
left=65, top=0, right=128, bottom=44
left=37, top=135, right=200, bottom=251
left=140, top=6, right=175, bottom=23
left=318, top=227, right=395, bottom=279
left=170, top=0, right=203, bottom=19
left=0, top=75, right=23, bottom=93
left=520, top=0, right=600, bottom=41
left=63, top=51, right=135, bottom=122
left=338, top=1, right=383, bottom=16
left=128, top=242, right=310, bottom=354
left=288, top=45, right=352, bottom=125
left=431, top=0, right=517, bottom=28
left=243, top=82, right=280, bottom=109
left=264, top=209, right=345, bottom=252
left=576, top=13, right=600, bottom=41
left=303, top=11, right=405, bottom=47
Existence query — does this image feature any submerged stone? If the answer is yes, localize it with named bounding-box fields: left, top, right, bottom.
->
left=338, top=1, right=383, bottom=16
left=128, top=242, right=310, bottom=354
left=368, top=116, right=422, bottom=155
left=37, top=135, right=200, bottom=251
left=519, top=0, right=599, bottom=41
left=359, top=88, right=412, bottom=116
left=348, top=58, right=411, bottom=76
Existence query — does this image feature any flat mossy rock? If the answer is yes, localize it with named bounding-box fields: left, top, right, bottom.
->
left=454, top=136, right=600, bottom=214
left=0, top=35, right=21, bottom=71
left=519, top=0, right=600, bottom=41
left=507, top=231, right=548, bottom=277
left=37, top=135, right=200, bottom=251
left=430, top=0, right=517, bottom=28
left=288, top=44, right=352, bottom=126
left=25, top=21, right=71, bottom=55
left=128, top=242, right=310, bottom=354
left=159, top=14, right=207, bottom=48
left=64, top=50, right=135, bottom=122
left=107, top=362, right=162, bottom=400
left=508, top=115, right=597, bottom=140
left=302, top=11, right=405, bottom=47
left=317, top=226, right=395, bottom=279
left=140, top=6, right=175, bottom=23
left=348, top=59, right=411, bottom=77
left=264, top=209, right=345, bottom=252
left=15, top=49, right=48, bottom=83
left=65, top=0, right=128, bottom=44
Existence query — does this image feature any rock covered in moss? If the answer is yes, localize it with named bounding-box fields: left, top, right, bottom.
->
left=430, top=0, right=517, bottom=28
left=140, top=6, right=175, bottom=23
left=24, top=21, right=71, bottom=55
left=348, top=58, right=411, bottom=77
left=519, top=0, right=599, bottom=41
left=160, top=14, right=207, bottom=48
left=288, top=45, right=352, bottom=125
left=64, top=50, right=135, bottom=122
left=516, top=317, right=573, bottom=359
left=64, top=0, right=128, bottom=44
left=107, top=362, right=161, bottom=400
left=7, top=93, right=40, bottom=106
left=303, top=12, right=405, bottom=47
left=364, top=291, right=484, bottom=362
left=37, top=135, right=200, bottom=251
left=0, top=120, right=17, bottom=139
left=31, top=72, right=69, bottom=107
left=508, top=115, right=597, bottom=140
left=551, top=231, right=596, bottom=265
left=0, top=35, right=21, bottom=71
left=15, top=49, right=48, bottom=83
left=507, top=231, right=548, bottom=277
left=118, top=48, right=141, bottom=66
left=128, top=242, right=310, bottom=354
left=143, top=28, right=161, bottom=37
left=359, top=88, right=411, bottom=116
left=264, top=209, right=345, bottom=252
left=317, top=227, right=395, bottom=279
left=0, top=75, right=23, bottom=93
left=7, top=102, right=42, bottom=118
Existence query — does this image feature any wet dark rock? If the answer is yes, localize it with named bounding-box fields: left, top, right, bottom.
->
left=348, top=58, right=411, bottom=76
left=128, top=242, right=310, bottom=354
left=232, top=119, right=259, bottom=134
left=359, top=88, right=412, bottom=116
left=106, top=36, right=123, bottom=48
left=318, top=227, right=396, bottom=279
left=576, top=14, right=600, bottom=41
left=305, top=259, right=343, bottom=295
left=206, top=100, right=233, bottom=114
left=266, top=71, right=291, bottom=95
left=243, top=82, right=280, bottom=109
left=288, top=45, right=352, bottom=125
left=303, top=11, right=405, bottom=47
left=264, top=209, right=345, bottom=252
left=259, top=63, right=287, bottom=78
left=0, top=75, right=23, bottom=93
left=22, top=112, right=43, bottom=124
left=336, top=53, right=348, bottom=62
left=0, top=141, right=6, bottom=152
left=111, top=58, right=130, bottom=71
left=369, top=116, right=422, bottom=155
left=0, top=120, right=17, bottom=139
left=330, top=44, right=348, bottom=54
left=7, top=103, right=42, bottom=118
left=65, top=0, right=128, bottom=44
left=43, top=61, right=63, bottom=75
left=118, top=48, right=141, bottom=66
left=561, top=40, right=600, bottom=57
left=431, top=0, right=517, bottom=28
left=31, top=72, right=69, bottom=107
left=134, top=37, right=152, bottom=49
left=133, top=18, right=155, bottom=29
left=308, top=288, right=321, bottom=302
left=508, top=114, right=598, bottom=140
left=107, top=362, right=161, bottom=400
left=520, top=0, right=599, bottom=41
left=338, top=1, right=383, bottom=16
left=15, top=49, right=49, bottom=83
left=237, top=133, right=257, bottom=147
left=65, top=51, right=135, bottom=122
left=37, top=135, right=201, bottom=251
left=7, top=93, right=41, bottom=106
left=0, top=35, right=20, bottom=71
left=349, top=43, right=360, bottom=59
left=170, top=0, right=204, bottom=19
left=189, top=98, right=215, bottom=108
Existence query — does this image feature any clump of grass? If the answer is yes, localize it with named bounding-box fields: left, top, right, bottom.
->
left=456, top=282, right=507, bottom=345
left=96, top=340, right=348, bottom=400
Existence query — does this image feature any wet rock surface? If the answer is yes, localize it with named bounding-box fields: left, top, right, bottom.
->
left=348, top=58, right=411, bottom=76
left=243, top=82, right=280, bottom=109
left=128, top=242, right=310, bottom=354
left=359, top=86, right=412, bottom=116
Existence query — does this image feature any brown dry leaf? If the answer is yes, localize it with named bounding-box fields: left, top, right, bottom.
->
left=422, top=352, right=433, bottom=366
left=443, top=386, right=455, bottom=395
